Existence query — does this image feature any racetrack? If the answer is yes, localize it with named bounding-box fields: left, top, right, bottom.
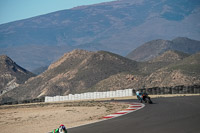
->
left=68, top=96, right=200, bottom=133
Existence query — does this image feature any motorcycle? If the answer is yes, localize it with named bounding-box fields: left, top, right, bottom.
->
left=138, top=93, right=153, bottom=104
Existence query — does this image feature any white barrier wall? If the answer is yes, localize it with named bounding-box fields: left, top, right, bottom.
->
left=45, top=89, right=133, bottom=102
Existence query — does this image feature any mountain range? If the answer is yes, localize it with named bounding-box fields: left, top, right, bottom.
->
left=0, top=48, right=200, bottom=104
left=0, top=0, right=200, bottom=71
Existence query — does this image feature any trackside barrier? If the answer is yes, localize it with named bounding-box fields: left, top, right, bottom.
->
left=132, top=85, right=200, bottom=95
left=45, top=89, right=133, bottom=102
left=45, top=85, right=200, bottom=102
left=2, top=85, right=199, bottom=105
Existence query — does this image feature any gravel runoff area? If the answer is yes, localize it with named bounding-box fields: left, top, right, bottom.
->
left=0, top=94, right=199, bottom=133
left=0, top=101, right=129, bottom=133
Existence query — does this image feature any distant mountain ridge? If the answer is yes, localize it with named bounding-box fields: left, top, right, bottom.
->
left=126, top=37, right=200, bottom=61
left=0, top=0, right=200, bottom=70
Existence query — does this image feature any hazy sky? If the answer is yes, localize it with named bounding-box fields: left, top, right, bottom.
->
left=0, top=0, right=115, bottom=24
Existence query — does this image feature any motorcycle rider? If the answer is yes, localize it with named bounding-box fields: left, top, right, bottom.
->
left=52, top=124, right=67, bottom=133
left=136, top=90, right=153, bottom=104
left=136, top=90, right=143, bottom=103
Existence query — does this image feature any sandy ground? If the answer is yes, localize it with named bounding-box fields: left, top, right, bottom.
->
left=0, top=101, right=128, bottom=133
left=0, top=94, right=199, bottom=133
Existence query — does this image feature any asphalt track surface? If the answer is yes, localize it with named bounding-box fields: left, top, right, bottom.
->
left=68, top=96, right=200, bottom=133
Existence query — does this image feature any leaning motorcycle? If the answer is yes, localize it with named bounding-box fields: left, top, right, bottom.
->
left=141, top=93, right=153, bottom=104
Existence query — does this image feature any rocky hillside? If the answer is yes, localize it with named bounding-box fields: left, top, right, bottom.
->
left=137, top=50, right=190, bottom=75
left=126, top=37, right=200, bottom=61
left=144, top=52, right=200, bottom=88
left=92, top=50, right=198, bottom=90
left=0, top=55, right=35, bottom=95
left=149, top=50, right=189, bottom=63
left=166, top=52, right=200, bottom=77
left=83, top=50, right=200, bottom=91
left=1, top=0, right=200, bottom=70
left=0, top=50, right=139, bottom=102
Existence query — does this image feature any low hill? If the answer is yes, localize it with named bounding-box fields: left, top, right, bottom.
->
left=0, top=50, right=139, bottom=103
left=138, top=50, right=190, bottom=75
left=149, top=50, right=189, bottom=63
left=126, top=37, right=200, bottom=61
left=92, top=50, right=195, bottom=90
left=166, top=52, right=200, bottom=77
left=143, top=52, right=200, bottom=88
left=0, top=55, right=35, bottom=95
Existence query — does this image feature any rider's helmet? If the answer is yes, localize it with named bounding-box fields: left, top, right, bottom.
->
left=59, top=124, right=66, bottom=133
left=136, top=89, right=140, bottom=96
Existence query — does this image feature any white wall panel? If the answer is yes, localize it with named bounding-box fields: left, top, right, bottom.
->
left=45, top=89, right=133, bottom=102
